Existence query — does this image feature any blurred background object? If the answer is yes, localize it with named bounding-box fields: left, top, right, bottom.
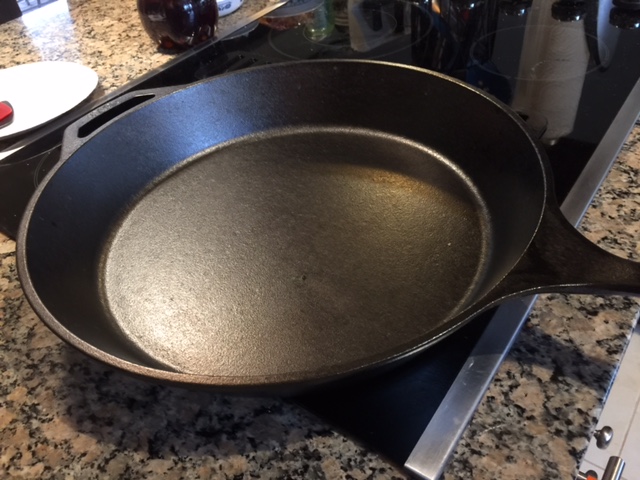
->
left=137, top=0, right=219, bottom=51
left=0, top=0, right=21, bottom=24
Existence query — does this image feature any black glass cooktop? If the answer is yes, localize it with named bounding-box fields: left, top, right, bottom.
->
left=1, top=0, right=639, bottom=476
left=2, top=0, right=639, bottom=236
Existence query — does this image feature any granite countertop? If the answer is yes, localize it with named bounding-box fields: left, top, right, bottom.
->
left=1, top=1, right=640, bottom=478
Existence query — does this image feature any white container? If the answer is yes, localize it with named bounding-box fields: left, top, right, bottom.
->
left=217, top=0, right=243, bottom=17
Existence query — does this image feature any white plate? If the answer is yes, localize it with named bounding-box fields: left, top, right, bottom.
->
left=0, top=61, right=98, bottom=140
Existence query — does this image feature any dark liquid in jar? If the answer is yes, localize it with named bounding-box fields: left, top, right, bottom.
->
left=137, top=0, right=219, bottom=50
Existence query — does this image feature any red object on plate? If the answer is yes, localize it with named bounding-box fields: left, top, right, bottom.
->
left=0, top=101, right=13, bottom=127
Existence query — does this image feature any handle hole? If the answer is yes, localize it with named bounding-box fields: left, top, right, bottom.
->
left=77, top=94, right=155, bottom=138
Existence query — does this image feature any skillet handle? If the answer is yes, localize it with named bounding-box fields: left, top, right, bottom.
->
left=485, top=204, right=640, bottom=305
left=60, top=87, right=176, bottom=161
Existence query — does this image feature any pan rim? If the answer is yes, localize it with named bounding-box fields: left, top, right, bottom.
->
left=15, top=59, right=551, bottom=393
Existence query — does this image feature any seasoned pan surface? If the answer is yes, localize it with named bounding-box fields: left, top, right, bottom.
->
left=22, top=60, right=621, bottom=394
left=103, top=128, right=490, bottom=376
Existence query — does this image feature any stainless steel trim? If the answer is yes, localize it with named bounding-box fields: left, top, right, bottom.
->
left=602, top=456, right=625, bottom=480
left=562, top=78, right=640, bottom=225
left=405, top=77, right=640, bottom=480
left=405, top=297, right=537, bottom=480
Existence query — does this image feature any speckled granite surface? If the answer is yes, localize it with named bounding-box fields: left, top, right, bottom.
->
left=0, top=0, right=283, bottom=92
left=1, top=1, right=640, bottom=479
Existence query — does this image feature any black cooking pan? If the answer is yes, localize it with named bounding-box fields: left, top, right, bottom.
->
left=16, top=60, right=640, bottom=395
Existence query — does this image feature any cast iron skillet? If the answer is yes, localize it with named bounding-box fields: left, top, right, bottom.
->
left=16, top=60, right=640, bottom=395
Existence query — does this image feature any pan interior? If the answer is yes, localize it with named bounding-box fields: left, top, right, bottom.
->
left=100, top=127, right=493, bottom=377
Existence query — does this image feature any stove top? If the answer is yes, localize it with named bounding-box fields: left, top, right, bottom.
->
left=1, top=0, right=639, bottom=478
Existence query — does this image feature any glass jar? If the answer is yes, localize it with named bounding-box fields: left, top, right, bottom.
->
left=137, top=0, right=219, bottom=51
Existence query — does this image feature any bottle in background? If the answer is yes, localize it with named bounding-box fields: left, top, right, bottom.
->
left=137, top=0, right=219, bottom=51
